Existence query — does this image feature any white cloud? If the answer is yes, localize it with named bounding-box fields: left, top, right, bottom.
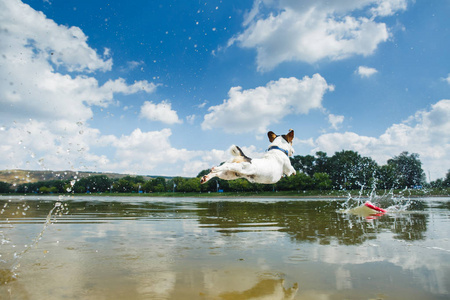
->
left=126, top=60, right=145, bottom=70
left=370, top=0, right=408, bottom=17
left=0, top=0, right=157, bottom=126
left=307, top=99, right=450, bottom=180
left=444, top=74, right=450, bottom=85
left=202, top=74, right=333, bottom=134
left=0, top=0, right=112, bottom=73
left=0, top=119, right=109, bottom=171
left=356, top=66, right=378, bottom=78
left=229, top=0, right=407, bottom=71
left=186, top=115, right=196, bottom=125
left=328, top=114, right=345, bottom=130
left=198, top=101, right=208, bottom=109
left=0, top=0, right=181, bottom=175
left=140, top=101, right=182, bottom=125
left=96, top=129, right=228, bottom=176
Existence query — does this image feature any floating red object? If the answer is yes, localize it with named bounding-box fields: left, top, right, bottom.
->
left=364, top=201, right=387, bottom=213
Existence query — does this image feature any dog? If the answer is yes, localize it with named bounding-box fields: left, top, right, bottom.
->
left=200, top=130, right=296, bottom=184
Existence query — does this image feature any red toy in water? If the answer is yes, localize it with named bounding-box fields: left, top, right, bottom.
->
left=364, top=201, right=387, bottom=213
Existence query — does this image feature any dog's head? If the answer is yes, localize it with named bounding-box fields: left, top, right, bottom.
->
left=267, top=129, right=295, bottom=156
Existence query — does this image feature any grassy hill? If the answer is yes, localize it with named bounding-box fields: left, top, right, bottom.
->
left=0, top=169, right=155, bottom=185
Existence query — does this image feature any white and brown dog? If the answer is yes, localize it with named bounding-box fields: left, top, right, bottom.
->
left=200, top=130, right=296, bottom=184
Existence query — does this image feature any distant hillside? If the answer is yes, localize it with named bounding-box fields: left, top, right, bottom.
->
left=0, top=170, right=157, bottom=185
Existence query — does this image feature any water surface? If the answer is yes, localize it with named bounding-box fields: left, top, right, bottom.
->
left=1, top=195, right=449, bottom=299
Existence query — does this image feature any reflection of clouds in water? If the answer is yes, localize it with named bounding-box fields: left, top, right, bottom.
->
left=302, top=232, right=449, bottom=295
left=202, top=267, right=298, bottom=300
left=181, top=218, right=203, bottom=235
left=8, top=218, right=178, bottom=299
left=335, top=266, right=352, bottom=290
left=137, top=271, right=177, bottom=299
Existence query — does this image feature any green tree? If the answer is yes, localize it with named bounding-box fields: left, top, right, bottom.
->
left=290, top=155, right=315, bottom=176
left=314, top=151, right=329, bottom=174
left=0, top=181, right=11, bottom=193
left=73, top=175, right=112, bottom=193
left=313, top=173, right=332, bottom=190
left=143, top=177, right=167, bottom=193
left=35, top=180, right=68, bottom=193
left=39, top=186, right=58, bottom=194
left=430, top=178, right=444, bottom=188
left=112, top=178, right=135, bottom=193
left=178, top=177, right=201, bottom=192
left=167, top=177, right=186, bottom=193
left=276, top=173, right=313, bottom=191
left=377, top=164, right=397, bottom=189
left=228, top=178, right=254, bottom=192
left=443, top=169, right=450, bottom=187
left=387, top=152, right=425, bottom=188
left=328, top=150, right=378, bottom=189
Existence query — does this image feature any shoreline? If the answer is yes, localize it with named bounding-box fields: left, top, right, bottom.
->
left=2, top=189, right=449, bottom=199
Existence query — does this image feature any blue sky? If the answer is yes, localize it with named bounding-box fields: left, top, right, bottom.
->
left=0, top=0, right=449, bottom=180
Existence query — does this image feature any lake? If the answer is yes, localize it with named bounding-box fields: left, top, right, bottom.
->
left=1, top=194, right=449, bottom=299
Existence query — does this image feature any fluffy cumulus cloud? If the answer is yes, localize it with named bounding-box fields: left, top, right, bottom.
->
left=202, top=74, right=333, bottom=134
left=356, top=66, right=378, bottom=78
left=98, top=129, right=191, bottom=174
left=140, top=101, right=182, bottom=125
left=0, top=119, right=109, bottom=171
left=305, top=99, right=450, bottom=179
left=230, top=0, right=407, bottom=71
left=95, top=129, right=228, bottom=175
left=0, top=0, right=112, bottom=73
left=0, top=0, right=192, bottom=175
left=0, top=0, right=158, bottom=125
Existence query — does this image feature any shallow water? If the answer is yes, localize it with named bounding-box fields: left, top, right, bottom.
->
left=1, top=195, right=449, bottom=299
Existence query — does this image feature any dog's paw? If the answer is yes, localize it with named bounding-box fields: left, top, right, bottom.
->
left=287, top=170, right=296, bottom=177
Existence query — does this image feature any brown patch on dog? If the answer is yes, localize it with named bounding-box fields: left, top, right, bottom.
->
left=268, top=131, right=277, bottom=143
left=232, top=156, right=248, bottom=163
left=232, top=145, right=252, bottom=163
left=282, top=129, right=294, bottom=144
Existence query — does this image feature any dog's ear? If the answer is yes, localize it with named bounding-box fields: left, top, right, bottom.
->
left=268, top=131, right=277, bottom=143
left=285, top=129, right=294, bottom=143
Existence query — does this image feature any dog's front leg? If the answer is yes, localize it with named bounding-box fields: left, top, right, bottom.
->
left=284, top=164, right=296, bottom=177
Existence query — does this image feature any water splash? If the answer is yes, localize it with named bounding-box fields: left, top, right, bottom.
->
left=0, top=198, right=68, bottom=283
left=340, top=184, right=423, bottom=218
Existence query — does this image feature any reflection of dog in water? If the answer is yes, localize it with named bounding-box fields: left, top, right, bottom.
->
left=219, top=278, right=299, bottom=300
left=201, top=130, right=296, bottom=185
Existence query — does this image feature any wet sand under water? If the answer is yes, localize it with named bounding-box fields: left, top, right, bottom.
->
left=1, top=195, right=449, bottom=299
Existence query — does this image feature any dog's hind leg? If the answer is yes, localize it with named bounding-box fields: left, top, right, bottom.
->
left=200, top=169, right=217, bottom=184
left=200, top=164, right=230, bottom=184
left=200, top=168, right=239, bottom=184
left=200, top=162, right=248, bottom=184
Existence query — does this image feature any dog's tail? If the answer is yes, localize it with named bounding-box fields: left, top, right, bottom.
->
left=230, top=145, right=252, bottom=163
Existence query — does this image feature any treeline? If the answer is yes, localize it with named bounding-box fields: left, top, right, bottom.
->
left=200, top=150, right=449, bottom=193
left=0, top=150, right=449, bottom=194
